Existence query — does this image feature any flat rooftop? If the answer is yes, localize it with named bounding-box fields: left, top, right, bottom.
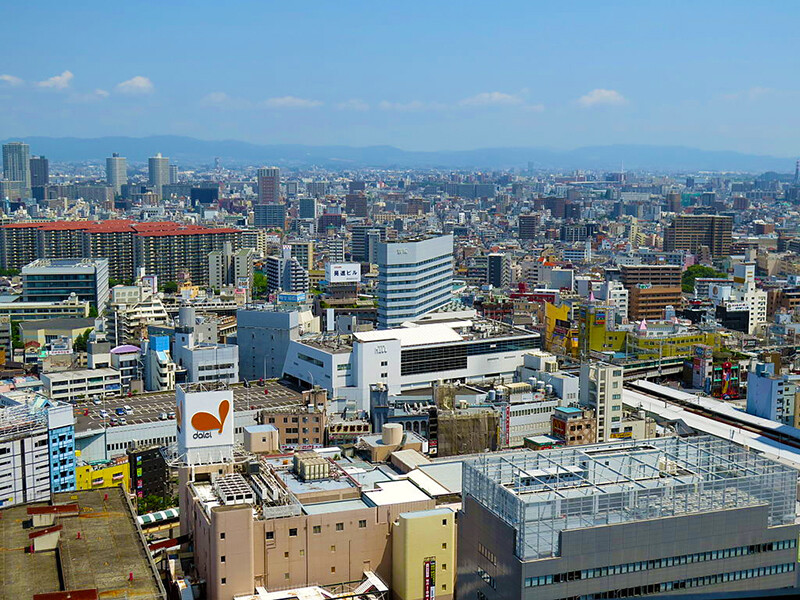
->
left=0, top=487, right=164, bottom=599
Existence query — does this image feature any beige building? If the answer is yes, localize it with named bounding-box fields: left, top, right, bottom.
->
left=180, top=455, right=437, bottom=600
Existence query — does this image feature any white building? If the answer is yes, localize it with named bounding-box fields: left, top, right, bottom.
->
left=282, top=312, right=540, bottom=412
left=580, top=361, right=624, bottom=442
left=595, top=280, right=629, bottom=323
left=174, top=307, right=239, bottom=385
left=106, top=283, right=170, bottom=346
left=106, top=153, right=127, bottom=194
left=41, top=368, right=122, bottom=404
left=208, top=242, right=254, bottom=294
left=377, top=234, right=454, bottom=329
left=148, top=153, right=170, bottom=198
left=0, top=394, right=75, bottom=507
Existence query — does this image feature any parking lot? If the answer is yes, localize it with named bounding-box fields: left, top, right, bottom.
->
left=73, top=381, right=304, bottom=433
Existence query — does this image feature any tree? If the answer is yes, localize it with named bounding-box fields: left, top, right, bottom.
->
left=74, top=328, right=93, bottom=352
left=88, top=305, right=99, bottom=318
left=136, top=494, right=178, bottom=515
left=0, top=268, right=20, bottom=277
left=10, top=321, right=22, bottom=349
left=681, top=264, right=727, bottom=293
left=161, top=281, right=178, bottom=294
left=253, top=271, right=268, bottom=296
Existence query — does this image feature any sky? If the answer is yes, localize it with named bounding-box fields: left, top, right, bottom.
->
left=3, top=1, right=800, bottom=155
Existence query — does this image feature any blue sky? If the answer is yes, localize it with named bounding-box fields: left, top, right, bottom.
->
left=3, top=1, right=800, bottom=154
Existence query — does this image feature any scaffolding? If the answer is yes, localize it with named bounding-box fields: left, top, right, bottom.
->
left=463, top=435, right=798, bottom=560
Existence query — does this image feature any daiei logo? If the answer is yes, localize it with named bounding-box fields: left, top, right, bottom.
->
left=190, top=399, right=231, bottom=439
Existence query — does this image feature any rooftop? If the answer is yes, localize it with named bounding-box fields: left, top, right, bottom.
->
left=19, top=318, right=96, bottom=332
left=0, top=487, right=165, bottom=599
left=464, top=435, right=798, bottom=559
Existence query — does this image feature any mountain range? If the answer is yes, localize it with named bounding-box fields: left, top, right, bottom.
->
left=2, top=136, right=795, bottom=173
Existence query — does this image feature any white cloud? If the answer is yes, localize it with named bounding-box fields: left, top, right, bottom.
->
left=459, top=91, right=524, bottom=107
left=577, top=88, right=627, bottom=107
left=721, top=87, right=775, bottom=102
left=37, top=70, right=73, bottom=90
left=522, top=103, right=546, bottom=112
left=67, top=89, right=110, bottom=104
left=0, top=74, right=23, bottom=87
left=116, top=76, right=154, bottom=94
left=336, top=98, right=370, bottom=111
left=378, top=100, right=447, bottom=111
left=262, top=96, right=322, bottom=109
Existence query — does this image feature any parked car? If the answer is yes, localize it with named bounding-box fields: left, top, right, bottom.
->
left=159, top=412, right=168, bottom=421
left=123, top=405, right=133, bottom=414
left=99, top=409, right=108, bottom=418
left=109, top=417, right=119, bottom=426
left=167, top=411, right=176, bottom=420
left=115, top=407, right=126, bottom=416
left=118, top=417, right=127, bottom=425
left=92, top=398, right=102, bottom=405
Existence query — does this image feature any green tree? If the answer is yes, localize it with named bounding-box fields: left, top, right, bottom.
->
left=10, top=321, right=22, bottom=349
left=0, top=268, right=20, bottom=277
left=161, top=281, right=178, bottom=294
left=74, top=328, right=93, bottom=352
left=136, top=494, right=178, bottom=515
left=253, top=271, right=268, bottom=296
left=88, top=305, right=99, bottom=318
left=681, top=264, right=727, bottom=293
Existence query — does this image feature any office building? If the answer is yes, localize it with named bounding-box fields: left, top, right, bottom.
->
left=283, top=313, right=540, bottom=411
left=351, top=224, right=388, bottom=262
left=518, top=214, right=539, bottom=240
left=29, top=155, right=49, bottom=187
left=208, top=242, right=254, bottom=292
left=628, top=284, right=683, bottom=321
left=254, top=202, right=287, bottom=229
left=0, top=296, right=91, bottom=353
left=257, top=166, right=281, bottom=204
left=0, top=395, right=75, bottom=507
left=2, top=141, right=31, bottom=196
left=127, top=444, right=169, bottom=499
left=746, top=362, right=800, bottom=427
left=148, top=153, right=170, bottom=197
left=174, top=307, right=239, bottom=385
left=266, top=246, right=309, bottom=293
left=22, top=257, right=110, bottom=309
left=664, top=214, right=733, bottom=257
left=106, top=153, right=127, bottom=194
left=579, top=361, right=623, bottom=442
left=237, top=305, right=320, bottom=380
left=377, top=234, right=453, bottom=329
left=306, top=180, right=327, bottom=197
left=41, top=368, right=122, bottom=404
left=142, top=335, right=177, bottom=392
left=619, top=264, right=682, bottom=288
left=299, top=197, right=318, bottom=220
left=169, top=163, right=179, bottom=184
left=487, top=253, right=511, bottom=288
left=179, top=447, right=438, bottom=599
left=346, top=192, right=369, bottom=217
left=458, top=436, right=799, bottom=600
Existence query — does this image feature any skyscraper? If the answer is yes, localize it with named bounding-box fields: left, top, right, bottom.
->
left=377, top=234, right=454, bottom=329
left=169, top=164, right=179, bottom=184
left=106, top=153, right=127, bottom=195
left=148, top=153, right=170, bottom=198
left=257, top=167, right=280, bottom=204
left=3, top=141, right=31, bottom=195
left=29, top=156, right=49, bottom=187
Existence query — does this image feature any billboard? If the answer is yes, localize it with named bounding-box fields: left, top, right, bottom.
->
left=424, top=557, right=436, bottom=600
left=176, top=387, right=235, bottom=453
left=326, top=262, right=361, bottom=283
left=278, top=292, right=306, bottom=304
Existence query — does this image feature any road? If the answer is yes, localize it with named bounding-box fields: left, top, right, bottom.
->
left=73, top=381, right=304, bottom=433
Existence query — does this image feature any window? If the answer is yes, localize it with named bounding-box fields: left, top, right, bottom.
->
left=266, top=531, right=274, bottom=540
left=284, top=573, right=290, bottom=580
left=330, top=545, right=336, bottom=552
left=359, top=520, right=367, bottom=528
left=442, top=543, right=447, bottom=549
left=284, top=552, right=289, bottom=558
left=336, top=522, right=344, bottom=531
left=442, top=519, right=447, bottom=526
left=221, top=556, right=226, bottom=563
left=289, top=528, right=297, bottom=537
left=331, top=566, right=336, bottom=573
left=299, top=549, right=304, bottom=556
left=313, top=525, right=321, bottom=534
left=221, top=578, right=226, bottom=585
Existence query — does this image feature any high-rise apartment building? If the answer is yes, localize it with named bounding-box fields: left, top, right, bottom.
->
left=487, top=253, right=511, bottom=288
left=169, top=163, right=178, bottom=184
left=619, top=264, right=682, bottom=288
left=257, top=166, right=280, bottom=204
left=518, top=214, right=539, bottom=240
left=298, top=197, right=318, bottom=220
left=664, top=214, right=732, bottom=257
left=2, top=141, right=31, bottom=195
left=266, top=246, right=309, bottom=293
left=579, top=361, right=623, bottom=442
left=148, top=153, right=170, bottom=198
left=106, top=153, right=128, bottom=195
left=627, top=284, right=682, bottom=321
left=208, top=242, right=254, bottom=292
left=458, top=437, right=800, bottom=600
left=288, top=240, right=314, bottom=272
left=253, top=203, right=286, bottom=229
left=377, top=234, right=454, bottom=329
left=29, top=155, right=49, bottom=187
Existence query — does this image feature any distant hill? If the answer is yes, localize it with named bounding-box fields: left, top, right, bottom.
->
left=2, top=135, right=794, bottom=172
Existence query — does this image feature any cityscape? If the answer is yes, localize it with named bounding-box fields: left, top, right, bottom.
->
left=4, top=2, right=800, bottom=600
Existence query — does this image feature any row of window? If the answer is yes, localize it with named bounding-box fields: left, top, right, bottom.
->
left=525, top=539, right=797, bottom=588
left=107, top=435, right=177, bottom=451
left=556, top=563, right=795, bottom=600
